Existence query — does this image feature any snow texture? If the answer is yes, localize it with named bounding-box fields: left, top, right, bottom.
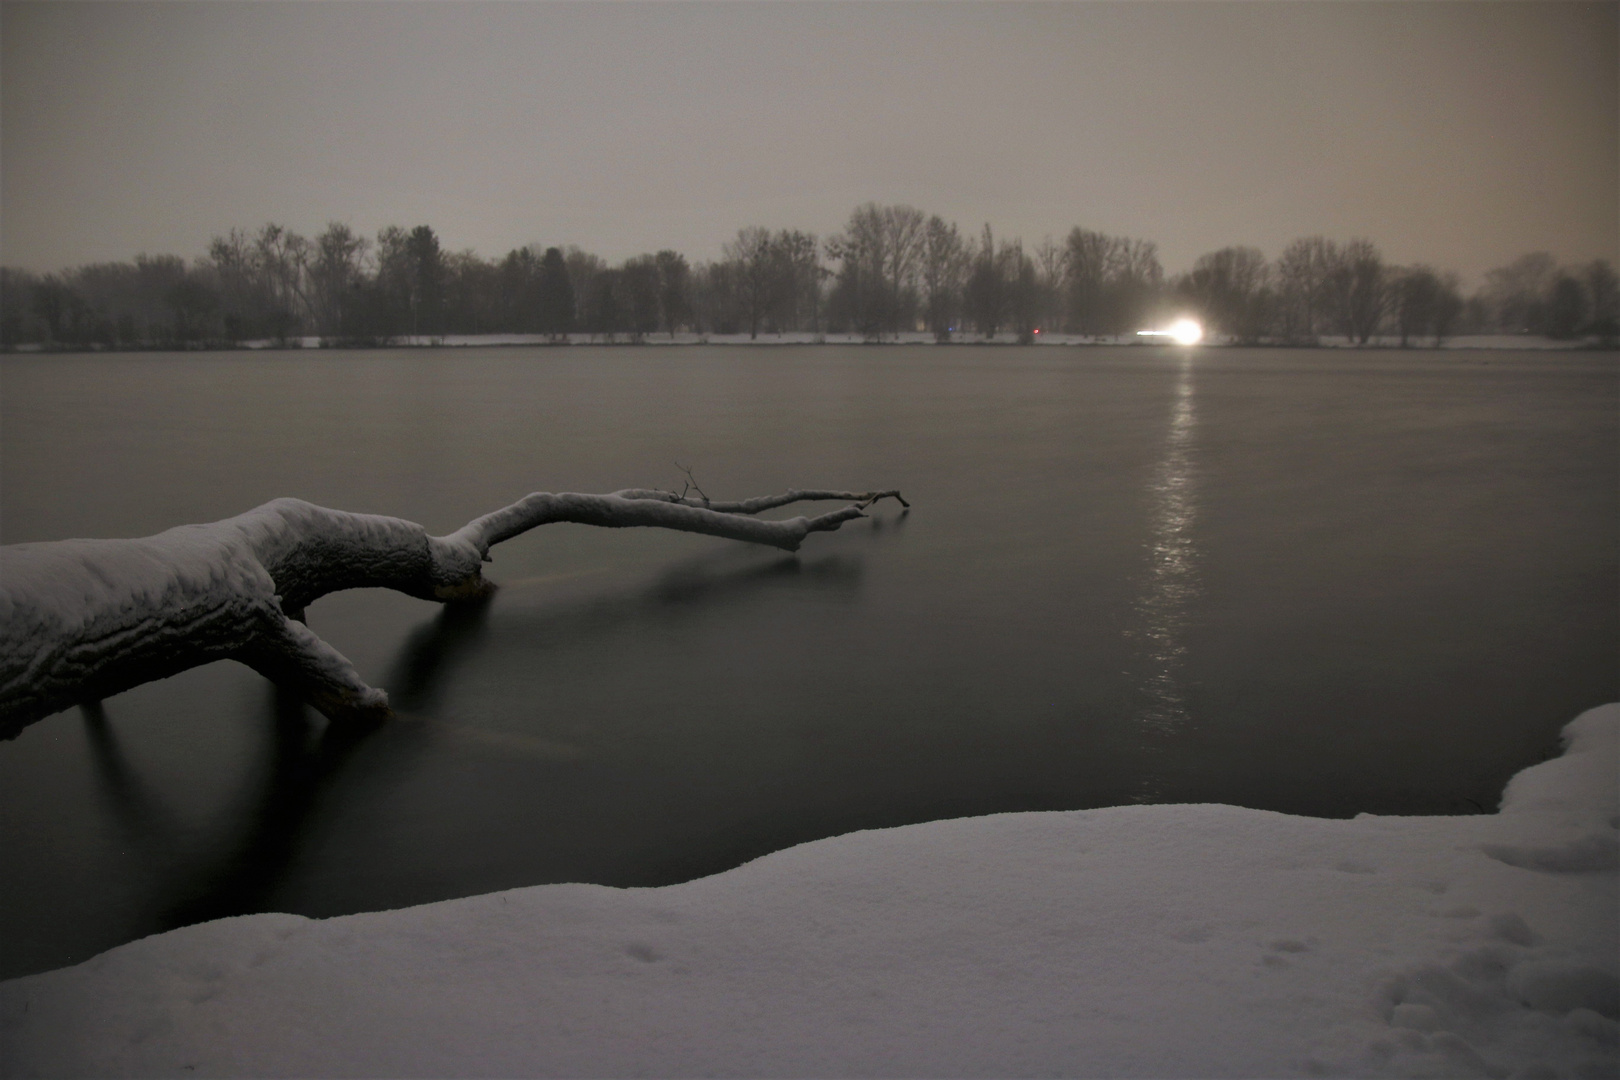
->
left=1, top=705, right=1615, bottom=1078
left=0, top=499, right=436, bottom=733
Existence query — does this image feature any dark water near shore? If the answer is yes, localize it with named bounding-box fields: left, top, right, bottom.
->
left=1, top=345, right=1615, bottom=980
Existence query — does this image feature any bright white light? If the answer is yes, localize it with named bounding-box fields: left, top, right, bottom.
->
left=1136, top=318, right=1204, bottom=346
left=1168, top=319, right=1202, bottom=346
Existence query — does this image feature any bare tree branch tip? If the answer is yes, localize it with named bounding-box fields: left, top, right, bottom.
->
left=673, top=462, right=711, bottom=506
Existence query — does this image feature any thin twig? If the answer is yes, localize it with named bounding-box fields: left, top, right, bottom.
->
left=674, top=462, right=711, bottom=506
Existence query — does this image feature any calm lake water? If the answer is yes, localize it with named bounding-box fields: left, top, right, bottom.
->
left=1, top=345, right=1615, bottom=979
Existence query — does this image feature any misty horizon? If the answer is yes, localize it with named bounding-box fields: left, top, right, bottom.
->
left=2, top=2, right=1614, bottom=284
left=0, top=207, right=1588, bottom=289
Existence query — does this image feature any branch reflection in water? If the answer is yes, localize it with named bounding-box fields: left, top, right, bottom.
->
left=79, top=547, right=870, bottom=931
left=160, top=685, right=393, bottom=927
left=1130, top=353, right=1200, bottom=799
left=81, top=700, right=180, bottom=854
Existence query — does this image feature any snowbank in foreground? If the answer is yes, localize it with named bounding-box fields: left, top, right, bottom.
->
left=3, top=708, right=1615, bottom=1079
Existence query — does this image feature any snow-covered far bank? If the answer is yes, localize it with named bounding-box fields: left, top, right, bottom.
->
left=5, top=331, right=1609, bottom=352
left=234, top=331, right=1615, bottom=350
left=2, top=707, right=1615, bottom=1079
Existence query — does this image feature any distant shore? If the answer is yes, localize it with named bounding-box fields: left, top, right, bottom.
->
left=3, top=332, right=1611, bottom=354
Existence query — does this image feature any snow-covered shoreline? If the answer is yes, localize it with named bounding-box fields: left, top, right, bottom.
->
left=2, top=706, right=1615, bottom=1078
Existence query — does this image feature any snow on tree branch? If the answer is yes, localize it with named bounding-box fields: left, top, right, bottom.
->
left=0, top=487, right=907, bottom=739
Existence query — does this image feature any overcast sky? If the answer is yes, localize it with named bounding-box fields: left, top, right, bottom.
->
left=2, top=1, right=1614, bottom=283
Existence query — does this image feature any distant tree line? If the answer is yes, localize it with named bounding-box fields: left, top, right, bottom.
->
left=3, top=205, right=1615, bottom=349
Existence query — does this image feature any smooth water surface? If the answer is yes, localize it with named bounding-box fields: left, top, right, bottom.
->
left=2, top=345, right=1614, bottom=978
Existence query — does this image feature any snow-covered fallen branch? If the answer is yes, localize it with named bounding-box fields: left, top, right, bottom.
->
left=0, top=487, right=907, bottom=739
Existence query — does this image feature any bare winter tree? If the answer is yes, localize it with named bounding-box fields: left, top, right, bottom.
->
left=829, top=204, right=926, bottom=339
left=723, top=226, right=777, bottom=339
left=1004, top=239, right=1040, bottom=344
left=1432, top=272, right=1464, bottom=346
left=1181, top=246, right=1270, bottom=342
left=205, top=229, right=259, bottom=342
left=1107, top=238, right=1163, bottom=335
left=1544, top=272, right=1589, bottom=341
left=306, top=223, right=370, bottom=343
left=1330, top=239, right=1386, bottom=345
left=0, top=486, right=908, bottom=741
left=655, top=250, right=692, bottom=339
left=583, top=267, right=625, bottom=341
left=691, top=260, right=741, bottom=335
left=1482, top=252, right=1557, bottom=334
left=563, top=247, right=607, bottom=333
left=620, top=255, right=662, bottom=341
left=253, top=224, right=311, bottom=342
left=1391, top=265, right=1442, bottom=347
left=768, top=230, right=824, bottom=335
left=877, top=205, right=927, bottom=335
left=1585, top=259, right=1619, bottom=346
left=920, top=216, right=967, bottom=342
left=1273, top=237, right=1339, bottom=343
left=1032, top=236, right=1065, bottom=335
left=1386, top=264, right=1465, bottom=348
left=962, top=224, right=1005, bottom=339
left=1063, top=228, right=1115, bottom=337
left=537, top=247, right=576, bottom=339
left=1057, top=228, right=1160, bottom=338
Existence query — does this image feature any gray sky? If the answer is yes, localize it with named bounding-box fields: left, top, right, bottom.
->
left=2, top=1, right=1614, bottom=283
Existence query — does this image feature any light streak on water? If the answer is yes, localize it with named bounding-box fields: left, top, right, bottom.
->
left=1130, top=355, right=1200, bottom=796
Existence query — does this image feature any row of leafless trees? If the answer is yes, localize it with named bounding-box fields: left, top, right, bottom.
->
left=3, top=205, right=1615, bottom=348
left=1173, top=241, right=1617, bottom=346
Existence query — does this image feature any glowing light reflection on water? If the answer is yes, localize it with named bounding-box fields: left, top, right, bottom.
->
left=1130, top=353, right=1198, bottom=796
